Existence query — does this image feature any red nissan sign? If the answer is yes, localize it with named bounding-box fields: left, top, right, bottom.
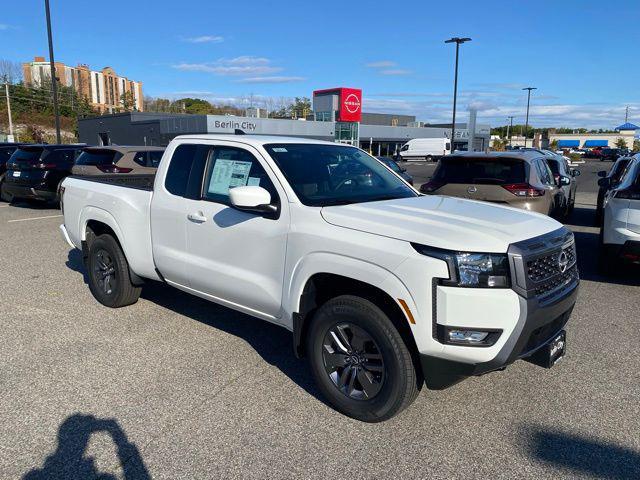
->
left=338, top=88, right=362, bottom=122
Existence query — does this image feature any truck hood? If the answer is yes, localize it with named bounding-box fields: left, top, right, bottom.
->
left=320, top=196, right=562, bottom=253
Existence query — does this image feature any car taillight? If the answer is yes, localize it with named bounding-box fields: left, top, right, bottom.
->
left=97, top=165, right=133, bottom=173
left=614, top=189, right=640, bottom=200
left=501, top=183, right=546, bottom=197
left=420, top=180, right=445, bottom=193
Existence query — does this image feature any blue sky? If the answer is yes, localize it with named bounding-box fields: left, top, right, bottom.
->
left=1, top=0, right=639, bottom=128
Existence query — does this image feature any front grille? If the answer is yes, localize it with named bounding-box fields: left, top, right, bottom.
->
left=509, top=228, right=579, bottom=301
left=527, top=243, right=577, bottom=283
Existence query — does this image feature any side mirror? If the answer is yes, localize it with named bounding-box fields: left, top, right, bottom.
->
left=559, top=175, right=571, bottom=186
left=597, top=178, right=610, bottom=188
left=229, top=186, right=277, bottom=215
left=571, top=169, right=581, bottom=177
left=597, top=170, right=607, bottom=178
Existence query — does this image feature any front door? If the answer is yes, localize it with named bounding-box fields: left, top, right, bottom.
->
left=184, top=143, right=289, bottom=320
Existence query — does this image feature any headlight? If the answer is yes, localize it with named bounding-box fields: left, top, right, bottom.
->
left=412, top=244, right=510, bottom=288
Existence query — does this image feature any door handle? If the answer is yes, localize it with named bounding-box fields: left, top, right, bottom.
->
left=187, top=211, right=207, bottom=223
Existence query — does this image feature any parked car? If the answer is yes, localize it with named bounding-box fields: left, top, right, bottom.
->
left=0, top=142, right=24, bottom=202
left=544, top=155, right=580, bottom=217
left=72, top=146, right=165, bottom=177
left=600, top=148, right=623, bottom=162
left=599, top=155, right=640, bottom=274
left=420, top=151, right=566, bottom=218
left=398, top=138, right=451, bottom=162
left=376, top=156, right=414, bottom=185
left=596, top=156, right=633, bottom=225
left=584, top=147, right=604, bottom=159
left=60, top=134, right=577, bottom=422
left=4, top=144, right=85, bottom=203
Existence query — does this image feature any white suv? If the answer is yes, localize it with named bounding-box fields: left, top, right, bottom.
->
left=599, top=155, right=640, bottom=273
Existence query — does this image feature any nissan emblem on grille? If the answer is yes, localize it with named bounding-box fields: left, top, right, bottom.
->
left=558, top=251, right=569, bottom=273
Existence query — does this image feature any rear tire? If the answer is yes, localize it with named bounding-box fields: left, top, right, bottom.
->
left=87, top=234, right=141, bottom=308
left=425, top=155, right=433, bottom=162
left=0, top=174, right=12, bottom=203
left=306, top=295, right=420, bottom=422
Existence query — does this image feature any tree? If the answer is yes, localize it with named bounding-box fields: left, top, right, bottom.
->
left=288, top=97, right=311, bottom=119
left=634, top=139, right=640, bottom=152
left=549, top=140, right=559, bottom=151
left=491, top=138, right=508, bottom=151
left=0, top=59, right=22, bottom=84
left=120, top=91, right=135, bottom=112
left=614, top=137, right=628, bottom=149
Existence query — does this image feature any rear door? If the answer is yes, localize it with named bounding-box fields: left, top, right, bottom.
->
left=182, top=141, right=289, bottom=319
left=73, top=149, right=119, bottom=176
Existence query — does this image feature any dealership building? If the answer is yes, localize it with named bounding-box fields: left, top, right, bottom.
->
left=78, top=87, right=491, bottom=154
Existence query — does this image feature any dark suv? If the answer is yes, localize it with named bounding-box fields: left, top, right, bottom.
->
left=0, top=142, right=25, bottom=201
left=4, top=144, right=85, bottom=203
left=600, top=148, right=622, bottom=162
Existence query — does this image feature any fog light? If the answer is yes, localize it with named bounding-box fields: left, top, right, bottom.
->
left=448, top=329, right=489, bottom=344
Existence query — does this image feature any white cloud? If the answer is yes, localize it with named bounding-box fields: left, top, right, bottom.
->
left=379, top=69, right=412, bottom=76
left=173, top=56, right=282, bottom=76
left=237, top=76, right=306, bottom=84
left=365, top=61, right=396, bottom=68
left=183, top=35, right=224, bottom=43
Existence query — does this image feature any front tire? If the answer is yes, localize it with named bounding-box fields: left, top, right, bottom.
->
left=306, top=295, right=420, bottom=422
left=87, top=234, right=141, bottom=308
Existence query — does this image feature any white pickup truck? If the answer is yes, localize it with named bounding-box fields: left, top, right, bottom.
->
left=60, top=134, right=579, bottom=422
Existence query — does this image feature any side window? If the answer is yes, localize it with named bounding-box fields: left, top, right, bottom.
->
left=535, top=159, right=552, bottom=185
left=202, top=147, right=277, bottom=205
left=148, top=151, right=163, bottom=168
left=132, top=151, right=147, bottom=167
left=165, top=144, right=198, bottom=196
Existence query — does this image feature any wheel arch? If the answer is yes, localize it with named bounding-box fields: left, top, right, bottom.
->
left=82, top=211, right=145, bottom=286
left=291, top=270, right=421, bottom=380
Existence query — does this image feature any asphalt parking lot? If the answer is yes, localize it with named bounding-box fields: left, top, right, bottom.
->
left=1, top=159, right=639, bottom=480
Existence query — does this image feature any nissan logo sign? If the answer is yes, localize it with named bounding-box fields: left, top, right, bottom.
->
left=344, top=93, right=361, bottom=114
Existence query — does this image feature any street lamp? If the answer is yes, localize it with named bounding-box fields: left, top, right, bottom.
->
left=45, top=0, right=61, bottom=144
left=506, top=116, right=514, bottom=147
left=445, top=37, right=471, bottom=152
left=522, top=87, right=537, bottom=148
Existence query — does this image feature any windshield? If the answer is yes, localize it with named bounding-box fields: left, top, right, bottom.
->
left=265, top=143, right=416, bottom=206
left=433, top=157, right=526, bottom=185
left=378, top=157, right=401, bottom=173
left=10, top=148, right=43, bottom=163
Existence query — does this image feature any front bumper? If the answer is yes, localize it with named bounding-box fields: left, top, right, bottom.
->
left=420, top=283, right=578, bottom=389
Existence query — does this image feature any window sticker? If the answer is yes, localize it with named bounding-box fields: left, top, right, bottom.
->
left=208, top=159, right=252, bottom=195
left=247, top=177, right=261, bottom=186
left=272, top=147, right=288, bottom=153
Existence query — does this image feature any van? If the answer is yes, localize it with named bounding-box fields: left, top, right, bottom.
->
left=398, top=138, right=451, bottom=161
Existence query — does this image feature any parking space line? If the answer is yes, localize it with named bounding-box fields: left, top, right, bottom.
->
left=7, top=214, right=63, bottom=223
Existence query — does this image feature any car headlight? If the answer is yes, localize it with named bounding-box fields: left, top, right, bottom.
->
left=412, top=244, right=510, bottom=288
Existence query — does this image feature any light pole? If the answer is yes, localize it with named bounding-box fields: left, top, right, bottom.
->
left=506, top=116, right=514, bottom=147
left=445, top=37, right=471, bottom=152
left=522, top=87, right=536, bottom=148
left=45, top=0, right=61, bottom=144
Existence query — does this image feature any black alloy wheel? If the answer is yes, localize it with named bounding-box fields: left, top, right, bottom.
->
left=322, top=323, right=384, bottom=400
left=93, top=249, right=117, bottom=296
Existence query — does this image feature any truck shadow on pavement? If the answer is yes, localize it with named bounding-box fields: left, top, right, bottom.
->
left=22, top=413, right=150, bottom=480
left=64, top=249, right=325, bottom=405
left=139, top=281, right=326, bottom=405
left=524, top=425, right=640, bottom=479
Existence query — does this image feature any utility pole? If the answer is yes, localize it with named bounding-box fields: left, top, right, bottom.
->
left=445, top=37, right=471, bottom=152
left=5, top=83, right=14, bottom=141
left=522, top=87, right=537, bottom=148
left=506, top=116, right=514, bottom=147
left=45, top=0, right=61, bottom=144
left=625, top=105, right=629, bottom=123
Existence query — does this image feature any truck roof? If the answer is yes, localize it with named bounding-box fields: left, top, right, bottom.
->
left=172, top=134, right=340, bottom=147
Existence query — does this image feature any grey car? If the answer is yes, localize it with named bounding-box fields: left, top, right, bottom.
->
left=376, top=156, right=414, bottom=185
left=71, top=146, right=165, bottom=176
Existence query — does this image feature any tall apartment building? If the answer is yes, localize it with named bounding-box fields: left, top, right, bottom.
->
left=22, top=57, right=144, bottom=113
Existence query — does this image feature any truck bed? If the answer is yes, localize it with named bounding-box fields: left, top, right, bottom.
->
left=70, top=173, right=155, bottom=191
left=61, top=175, right=160, bottom=281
